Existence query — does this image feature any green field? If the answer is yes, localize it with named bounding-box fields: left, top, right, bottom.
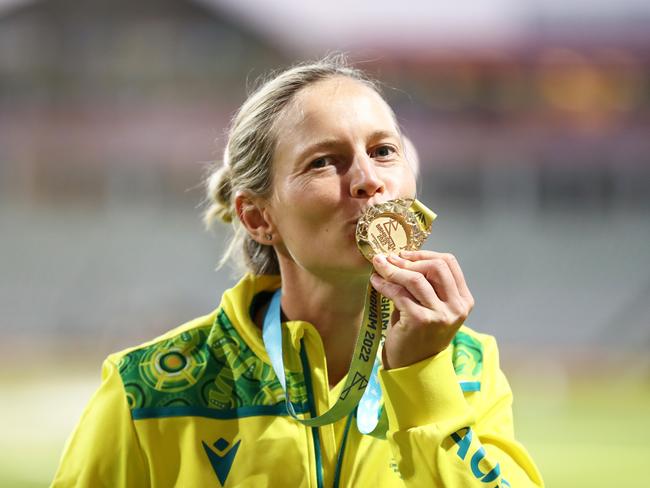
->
left=511, top=375, right=649, bottom=487
left=1, top=367, right=647, bottom=487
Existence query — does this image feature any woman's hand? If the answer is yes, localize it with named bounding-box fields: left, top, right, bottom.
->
left=370, top=250, right=474, bottom=370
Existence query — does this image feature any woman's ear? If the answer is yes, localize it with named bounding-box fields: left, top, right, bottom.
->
left=235, top=191, right=276, bottom=245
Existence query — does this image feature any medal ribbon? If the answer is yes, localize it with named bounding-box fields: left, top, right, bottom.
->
left=263, top=284, right=390, bottom=433
left=262, top=199, right=436, bottom=436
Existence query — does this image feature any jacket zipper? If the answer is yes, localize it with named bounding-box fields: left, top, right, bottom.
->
left=299, top=339, right=324, bottom=488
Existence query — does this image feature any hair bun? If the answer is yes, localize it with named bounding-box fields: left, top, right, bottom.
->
left=204, top=163, right=234, bottom=226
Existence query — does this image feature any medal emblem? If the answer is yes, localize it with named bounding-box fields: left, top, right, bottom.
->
left=356, top=198, right=436, bottom=261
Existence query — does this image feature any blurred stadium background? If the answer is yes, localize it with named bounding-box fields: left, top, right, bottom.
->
left=0, top=0, right=649, bottom=486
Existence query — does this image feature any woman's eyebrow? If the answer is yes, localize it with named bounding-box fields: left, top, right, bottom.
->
left=295, top=138, right=342, bottom=163
left=294, top=130, right=401, bottom=166
left=368, top=130, right=400, bottom=142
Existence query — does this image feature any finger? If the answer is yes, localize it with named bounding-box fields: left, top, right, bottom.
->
left=399, top=250, right=442, bottom=261
left=372, top=254, right=440, bottom=309
left=388, top=253, right=461, bottom=304
left=369, top=273, right=434, bottom=318
left=439, top=253, right=474, bottom=304
left=400, top=250, right=473, bottom=303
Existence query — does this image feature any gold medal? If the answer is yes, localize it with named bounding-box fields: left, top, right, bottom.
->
left=356, top=198, right=436, bottom=262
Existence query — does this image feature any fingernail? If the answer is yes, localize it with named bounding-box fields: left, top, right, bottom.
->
left=388, top=253, right=401, bottom=263
left=374, top=254, right=387, bottom=265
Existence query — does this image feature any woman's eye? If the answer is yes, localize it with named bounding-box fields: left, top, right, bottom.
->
left=310, top=157, right=329, bottom=169
left=371, top=145, right=396, bottom=159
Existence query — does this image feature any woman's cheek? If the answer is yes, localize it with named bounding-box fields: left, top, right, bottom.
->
left=393, top=167, right=417, bottom=196
left=299, top=190, right=341, bottom=219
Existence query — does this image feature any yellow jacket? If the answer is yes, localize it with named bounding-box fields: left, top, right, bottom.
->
left=52, top=274, right=543, bottom=487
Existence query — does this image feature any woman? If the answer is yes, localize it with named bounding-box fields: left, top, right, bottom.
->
left=52, top=57, right=543, bottom=487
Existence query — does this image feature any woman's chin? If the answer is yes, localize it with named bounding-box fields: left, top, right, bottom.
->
left=338, top=254, right=374, bottom=276
left=310, top=253, right=373, bottom=280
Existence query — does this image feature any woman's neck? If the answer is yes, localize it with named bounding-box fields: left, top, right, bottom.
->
left=279, top=264, right=370, bottom=387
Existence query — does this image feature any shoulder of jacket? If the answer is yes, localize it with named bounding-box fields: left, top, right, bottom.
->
left=104, top=309, right=220, bottom=367
left=455, top=325, right=498, bottom=350
left=451, top=325, right=500, bottom=386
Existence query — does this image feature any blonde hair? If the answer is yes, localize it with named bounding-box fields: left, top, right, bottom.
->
left=203, top=56, right=385, bottom=275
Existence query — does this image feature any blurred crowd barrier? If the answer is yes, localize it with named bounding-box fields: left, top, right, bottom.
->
left=1, top=0, right=648, bottom=358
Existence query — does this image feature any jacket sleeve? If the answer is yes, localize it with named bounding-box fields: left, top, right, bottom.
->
left=51, top=357, right=149, bottom=487
left=378, top=335, right=544, bottom=487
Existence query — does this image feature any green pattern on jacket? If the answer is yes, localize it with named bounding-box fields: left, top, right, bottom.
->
left=118, top=310, right=309, bottom=413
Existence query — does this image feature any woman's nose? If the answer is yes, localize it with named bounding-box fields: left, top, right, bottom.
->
left=349, top=154, right=385, bottom=198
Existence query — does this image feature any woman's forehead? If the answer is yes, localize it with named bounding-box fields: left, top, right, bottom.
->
left=278, top=77, right=399, bottom=141
left=293, top=76, right=386, bottom=113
